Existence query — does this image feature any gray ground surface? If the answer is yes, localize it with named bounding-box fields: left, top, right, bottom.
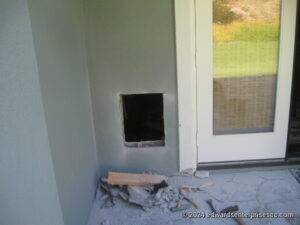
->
left=87, top=167, right=300, bottom=225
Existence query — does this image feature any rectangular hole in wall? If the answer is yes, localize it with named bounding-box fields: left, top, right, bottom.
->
left=121, top=93, right=165, bottom=147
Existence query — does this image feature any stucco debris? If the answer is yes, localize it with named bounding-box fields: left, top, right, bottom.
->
left=172, top=169, right=210, bottom=179
left=98, top=172, right=202, bottom=212
left=194, top=170, right=210, bottom=179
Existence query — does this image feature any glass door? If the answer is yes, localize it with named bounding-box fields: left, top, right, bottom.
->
left=196, top=0, right=297, bottom=163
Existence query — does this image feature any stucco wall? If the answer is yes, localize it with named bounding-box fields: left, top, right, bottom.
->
left=28, top=0, right=98, bottom=225
left=85, top=0, right=179, bottom=175
left=0, top=1, right=64, bottom=225
left=1, top=1, right=179, bottom=223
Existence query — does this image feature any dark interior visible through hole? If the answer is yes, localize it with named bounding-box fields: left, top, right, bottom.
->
left=121, top=93, right=165, bottom=146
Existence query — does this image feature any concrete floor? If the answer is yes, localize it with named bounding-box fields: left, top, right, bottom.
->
left=87, top=166, right=300, bottom=225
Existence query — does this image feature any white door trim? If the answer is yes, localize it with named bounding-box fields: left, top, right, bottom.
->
left=174, top=0, right=197, bottom=171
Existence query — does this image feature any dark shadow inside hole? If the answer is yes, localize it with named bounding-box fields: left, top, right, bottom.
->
left=121, top=93, right=165, bottom=145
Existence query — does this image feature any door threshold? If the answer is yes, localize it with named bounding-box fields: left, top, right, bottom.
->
left=197, top=158, right=300, bottom=170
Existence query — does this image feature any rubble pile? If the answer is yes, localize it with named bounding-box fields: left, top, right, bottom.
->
left=96, top=171, right=205, bottom=212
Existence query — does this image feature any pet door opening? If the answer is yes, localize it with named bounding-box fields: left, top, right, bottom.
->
left=121, top=93, right=165, bottom=147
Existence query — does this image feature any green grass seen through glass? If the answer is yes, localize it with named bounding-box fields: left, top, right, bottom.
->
left=213, top=41, right=279, bottom=78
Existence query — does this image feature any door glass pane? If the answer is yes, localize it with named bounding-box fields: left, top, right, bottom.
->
left=213, top=0, right=281, bottom=135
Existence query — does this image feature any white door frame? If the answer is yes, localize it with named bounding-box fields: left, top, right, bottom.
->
left=175, top=0, right=197, bottom=171
left=175, top=0, right=297, bottom=171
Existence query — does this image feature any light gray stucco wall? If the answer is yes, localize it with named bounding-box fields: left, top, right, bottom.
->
left=0, top=1, right=64, bottom=225
left=27, top=0, right=99, bottom=225
left=86, top=0, right=179, bottom=175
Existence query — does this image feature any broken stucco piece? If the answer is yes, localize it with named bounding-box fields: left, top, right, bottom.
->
left=194, top=170, right=210, bottom=179
left=107, top=172, right=167, bottom=186
left=127, top=186, right=155, bottom=208
left=180, top=168, right=195, bottom=176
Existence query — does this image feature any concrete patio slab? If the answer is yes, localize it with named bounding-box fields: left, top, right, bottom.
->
left=87, top=166, right=300, bottom=225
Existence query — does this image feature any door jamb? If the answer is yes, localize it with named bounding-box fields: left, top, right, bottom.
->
left=174, top=0, right=197, bottom=171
